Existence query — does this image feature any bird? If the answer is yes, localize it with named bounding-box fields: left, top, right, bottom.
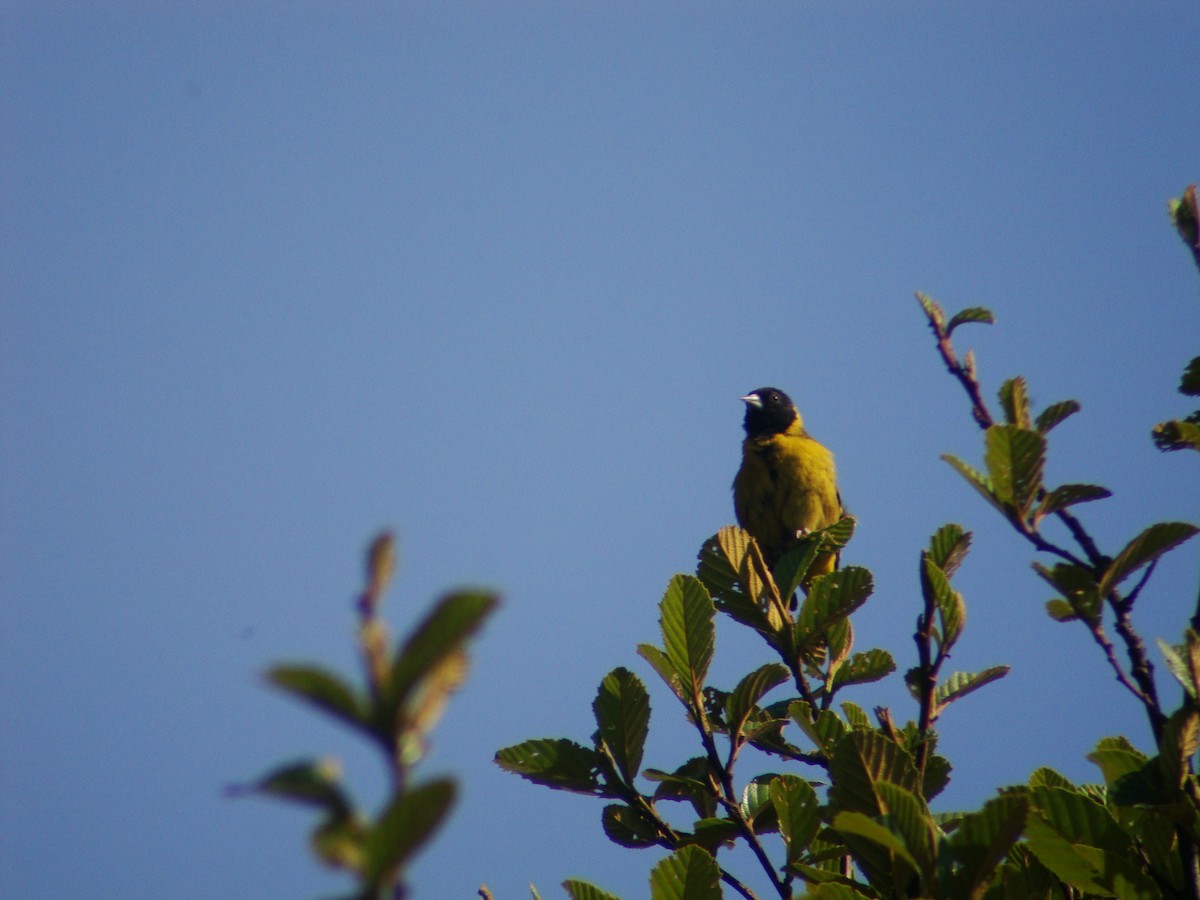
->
left=732, top=387, right=843, bottom=581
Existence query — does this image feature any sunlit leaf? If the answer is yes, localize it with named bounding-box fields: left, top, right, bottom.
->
left=941, top=454, right=1006, bottom=518
left=771, top=774, right=821, bottom=866
left=696, top=528, right=775, bottom=635
left=830, top=649, right=896, bottom=693
left=828, top=730, right=920, bottom=816
left=927, top=523, right=971, bottom=578
left=1153, top=417, right=1200, bottom=453
left=648, top=845, right=721, bottom=900
left=916, top=292, right=946, bottom=331
left=796, top=567, right=874, bottom=646
left=1035, top=483, right=1111, bottom=523
left=1159, top=707, right=1200, bottom=787
left=1044, top=599, right=1078, bottom=622
left=1033, top=562, right=1100, bottom=625
left=934, top=667, right=1010, bottom=709
left=943, top=793, right=1029, bottom=898
left=659, top=574, right=716, bottom=695
left=1097, top=521, right=1200, bottom=598
left=1086, top=735, right=1148, bottom=788
left=984, top=425, right=1045, bottom=518
left=999, top=376, right=1031, bottom=429
left=562, top=879, right=622, bottom=900
left=920, top=555, right=965, bottom=650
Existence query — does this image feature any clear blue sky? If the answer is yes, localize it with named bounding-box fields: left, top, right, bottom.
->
left=3, top=5, right=1198, bottom=898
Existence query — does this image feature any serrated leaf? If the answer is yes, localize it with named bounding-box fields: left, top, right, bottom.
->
left=876, top=781, right=938, bottom=879
left=1086, top=735, right=1148, bottom=788
left=796, top=567, right=874, bottom=646
left=830, top=649, right=896, bottom=693
left=841, top=701, right=870, bottom=729
left=593, top=667, right=651, bottom=787
left=740, top=775, right=778, bottom=830
left=943, top=793, right=1030, bottom=898
left=562, top=879, right=622, bottom=900
left=984, top=425, right=1045, bottom=518
left=495, top=738, right=604, bottom=795
left=686, top=816, right=742, bottom=852
left=999, top=377, right=1032, bottom=429
left=363, top=778, right=455, bottom=884
left=770, top=774, right=821, bottom=866
left=832, top=810, right=916, bottom=865
left=389, top=591, right=497, bottom=712
left=1033, top=562, right=1100, bottom=625
left=1035, top=399, right=1082, bottom=434
left=934, top=667, right=1010, bottom=709
left=1028, top=767, right=1075, bottom=790
left=602, top=803, right=660, bottom=849
left=726, top=663, right=789, bottom=742
left=696, top=528, right=776, bottom=636
left=647, top=757, right=717, bottom=820
left=637, top=643, right=686, bottom=704
left=1160, top=707, right=1200, bottom=787
left=1022, top=814, right=1111, bottom=895
left=659, top=574, right=716, bottom=696
left=790, top=700, right=846, bottom=756
left=828, top=730, right=920, bottom=816
left=1098, top=522, right=1200, bottom=598
left=921, top=555, right=965, bottom=650
left=946, top=306, right=995, bottom=335
left=927, top=524, right=972, bottom=578
left=266, top=665, right=373, bottom=737
left=1030, top=785, right=1131, bottom=855
left=1036, top=483, right=1112, bottom=522
left=942, top=454, right=1007, bottom=518
left=648, top=845, right=721, bottom=900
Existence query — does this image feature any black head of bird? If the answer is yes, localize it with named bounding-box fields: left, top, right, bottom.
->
left=741, top=387, right=799, bottom=437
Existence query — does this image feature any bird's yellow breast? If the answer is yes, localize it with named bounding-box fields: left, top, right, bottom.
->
left=733, top=426, right=840, bottom=564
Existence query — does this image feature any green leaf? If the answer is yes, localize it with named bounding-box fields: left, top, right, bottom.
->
left=1033, top=561, right=1101, bottom=625
left=920, top=554, right=965, bottom=650
left=562, top=879, right=622, bottom=900
left=1035, top=483, right=1112, bottom=522
left=999, top=376, right=1032, bottom=429
left=495, top=738, right=605, bottom=795
left=726, top=663, right=789, bottom=742
left=941, top=454, right=1007, bottom=518
left=685, top=817, right=742, bottom=852
left=927, top=524, right=972, bottom=578
left=1181, top=356, right=1200, bottom=396
left=659, top=574, right=716, bottom=696
left=875, top=781, right=938, bottom=878
left=770, top=774, right=821, bottom=866
left=740, top=775, right=779, bottom=831
left=1086, top=735, right=1149, bottom=788
left=803, top=885, right=875, bottom=899
left=1030, top=785, right=1132, bottom=855
left=311, top=812, right=368, bottom=873
left=1159, top=706, right=1200, bottom=787
left=796, top=566, right=874, bottom=646
left=648, top=845, right=722, bottom=900
left=1035, top=399, right=1082, bottom=434
left=790, top=701, right=847, bottom=756
left=1044, top=599, right=1078, bottom=622
left=265, top=665, right=373, bottom=738
left=389, top=591, right=498, bottom=712
left=828, top=730, right=920, bottom=816
left=1158, top=633, right=1200, bottom=699
left=637, top=643, right=686, bottom=704
left=647, top=757, right=717, bottom=820
left=1097, top=521, right=1200, bottom=598
left=233, top=757, right=352, bottom=816
left=933, top=667, right=1010, bottom=709
left=946, top=306, right=995, bottom=335
left=830, top=649, right=896, bottom=693
left=592, top=667, right=651, bottom=788
left=916, top=292, right=946, bottom=331
left=984, top=425, right=1045, bottom=518
left=363, top=777, right=456, bottom=884
left=1028, top=767, right=1075, bottom=790
left=602, top=803, right=660, bottom=849
left=942, top=793, right=1030, bottom=898
left=831, top=810, right=916, bottom=866
left=696, top=527, right=782, bottom=635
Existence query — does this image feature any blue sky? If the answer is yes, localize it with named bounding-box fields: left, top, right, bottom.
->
left=3, top=4, right=1198, bottom=898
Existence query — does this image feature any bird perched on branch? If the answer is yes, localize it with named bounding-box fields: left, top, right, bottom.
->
left=732, top=387, right=843, bottom=578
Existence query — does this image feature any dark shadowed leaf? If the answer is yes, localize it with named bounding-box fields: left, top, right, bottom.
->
left=363, top=778, right=455, bottom=883
left=602, top=803, right=661, bottom=849
left=828, top=730, right=920, bottom=816
left=696, top=528, right=776, bottom=635
left=389, top=591, right=497, bottom=712
left=1181, top=356, right=1200, bottom=396
left=649, top=845, right=722, bottom=900
left=495, top=738, right=604, bottom=795
left=943, top=793, right=1029, bottom=897
left=266, top=665, right=373, bottom=738
left=593, top=667, right=651, bottom=787
left=233, top=757, right=352, bottom=816
left=1035, top=483, right=1112, bottom=522
left=726, top=663, right=789, bottom=742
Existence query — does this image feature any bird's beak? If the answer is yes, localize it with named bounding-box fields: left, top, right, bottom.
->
left=740, top=393, right=762, bottom=409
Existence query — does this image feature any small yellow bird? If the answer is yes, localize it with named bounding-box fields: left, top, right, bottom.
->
left=732, top=387, right=842, bottom=578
